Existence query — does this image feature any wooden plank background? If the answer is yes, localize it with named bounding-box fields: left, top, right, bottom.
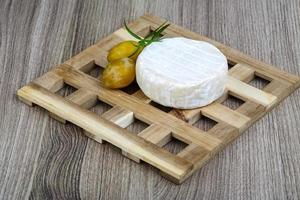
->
left=0, top=0, right=299, bottom=199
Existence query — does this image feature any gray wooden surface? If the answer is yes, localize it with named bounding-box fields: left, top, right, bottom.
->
left=1, top=0, right=300, bottom=199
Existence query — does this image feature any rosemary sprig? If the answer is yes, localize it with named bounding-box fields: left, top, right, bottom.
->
left=124, top=21, right=143, bottom=41
left=144, top=21, right=168, bottom=40
left=124, top=20, right=170, bottom=51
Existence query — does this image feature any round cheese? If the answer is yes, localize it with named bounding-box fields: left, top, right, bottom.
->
left=136, top=37, right=228, bottom=109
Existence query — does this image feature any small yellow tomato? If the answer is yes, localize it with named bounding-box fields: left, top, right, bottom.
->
left=102, top=58, right=135, bottom=89
left=107, top=41, right=143, bottom=62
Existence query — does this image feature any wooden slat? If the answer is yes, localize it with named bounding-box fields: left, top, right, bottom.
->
left=177, top=144, right=210, bottom=168
left=64, top=46, right=108, bottom=72
left=17, top=95, right=34, bottom=106
left=94, top=34, right=124, bottom=52
left=201, top=103, right=251, bottom=131
left=228, top=63, right=255, bottom=82
left=49, top=88, right=98, bottom=124
left=33, top=71, right=64, bottom=92
left=138, top=124, right=172, bottom=147
left=169, top=109, right=201, bottom=124
left=17, top=83, right=193, bottom=181
left=175, top=143, right=211, bottom=183
left=263, top=79, right=293, bottom=101
left=207, top=122, right=239, bottom=145
left=113, top=28, right=139, bottom=41
left=236, top=101, right=266, bottom=119
left=84, top=45, right=108, bottom=67
left=123, top=124, right=172, bottom=163
left=64, top=52, right=96, bottom=72
left=48, top=112, right=67, bottom=124
left=101, top=106, right=134, bottom=128
left=227, top=76, right=277, bottom=108
left=66, top=89, right=98, bottom=109
left=132, top=90, right=151, bottom=103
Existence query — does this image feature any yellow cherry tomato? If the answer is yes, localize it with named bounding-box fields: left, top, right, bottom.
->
left=107, top=40, right=143, bottom=62
left=102, top=58, right=135, bottom=89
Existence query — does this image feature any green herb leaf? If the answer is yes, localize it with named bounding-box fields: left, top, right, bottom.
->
left=124, top=20, right=170, bottom=49
left=151, top=24, right=170, bottom=40
left=124, top=20, right=143, bottom=40
left=145, top=21, right=168, bottom=39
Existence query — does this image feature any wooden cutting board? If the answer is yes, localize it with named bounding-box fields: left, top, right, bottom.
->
left=17, top=14, right=300, bottom=184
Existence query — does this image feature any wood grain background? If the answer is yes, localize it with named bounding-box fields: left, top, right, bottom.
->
left=1, top=0, right=300, bottom=199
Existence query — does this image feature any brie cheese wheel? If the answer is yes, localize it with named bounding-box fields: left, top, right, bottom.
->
left=136, top=37, right=228, bottom=109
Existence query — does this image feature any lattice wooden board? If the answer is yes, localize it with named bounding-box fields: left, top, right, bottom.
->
left=17, top=14, right=300, bottom=184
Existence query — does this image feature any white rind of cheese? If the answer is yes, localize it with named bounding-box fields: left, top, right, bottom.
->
left=136, top=37, right=228, bottom=109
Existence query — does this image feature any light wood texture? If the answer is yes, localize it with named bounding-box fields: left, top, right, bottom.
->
left=17, top=14, right=300, bottom=185
left=18, top=82, right=193, bottom=181
left=226, top=76, right=277, bottom=108
left=1, top=0, right=300, bottom=199
left=200, top=103, right=251, bottom=131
